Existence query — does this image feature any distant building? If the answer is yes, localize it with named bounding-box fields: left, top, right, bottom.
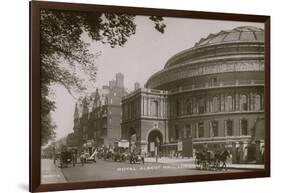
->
left=121, top=26, right=265, bottom=162
left=73, top=73, right=127, bottom=148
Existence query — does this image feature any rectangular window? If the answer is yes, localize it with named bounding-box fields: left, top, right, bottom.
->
left=102, top=128, right=107, bottom=136
left=198, top=98, right=205, bottom=114
left=151, top=100, right=159, bottom=117
left=176, top=101, right=181, bottom=116
left=185, top=124, right=191, bottom=138
left=199, top=106, right=205, bottom=114
left=212, top=97, right=219, bottom=112
left=198, top=122, right=204, bottom=138
left=186, top=99, right=192, bottom=115
left=241, top=119, right=248, bottom=135
left=241, top=95, right=248, bottom=111
left=210, top=121, right=219, bottom=137
left=175, top=125, right=179, bottom=140
left=211, top=77, right=218, bottom=86
left=226, top=120, right=233, bottom=136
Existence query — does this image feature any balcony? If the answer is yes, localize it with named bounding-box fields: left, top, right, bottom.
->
left=169, top=80, right=264, bottom=94
left=192, top=135, right=251, bottom=144
left=122, top=88, right=169, bottom=100
left=169, top=110, right=264, bottom=120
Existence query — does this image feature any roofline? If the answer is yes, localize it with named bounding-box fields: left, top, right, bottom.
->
left=164, top=40, right=264, bottom=69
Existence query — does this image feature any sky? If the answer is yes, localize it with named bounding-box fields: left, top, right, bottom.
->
left=50, top=15, right=264, bottom=140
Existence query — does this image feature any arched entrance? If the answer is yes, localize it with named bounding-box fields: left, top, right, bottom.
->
left=147, top=130, right=163, bottom=155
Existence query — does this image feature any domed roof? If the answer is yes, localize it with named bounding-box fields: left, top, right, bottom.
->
left=194, top=26, right=264, bottom=47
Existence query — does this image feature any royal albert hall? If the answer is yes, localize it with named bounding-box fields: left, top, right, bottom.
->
left=121, top=26, right=265, bottom=163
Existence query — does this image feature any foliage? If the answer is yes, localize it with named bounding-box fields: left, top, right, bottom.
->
left=66, top=132, right=79, bottom=147
left=40, top=9, right=166, bottom=145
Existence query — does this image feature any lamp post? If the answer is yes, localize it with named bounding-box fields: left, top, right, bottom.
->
left=155, top=136, right=160, bottom=163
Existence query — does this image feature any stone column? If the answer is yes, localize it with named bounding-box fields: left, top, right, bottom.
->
left=193, top=96, right=196, bottom=114
left=235, top=92, right=239, bottom=111
left=141, top=95, right=143, bottom=116
left=145, top=95, right=148, bottom=116
left=147, top=96, right=151, bottom=117
left=220, top=93, right=225, bottom=112
left=247, top=92, right=250, bottom=111
left=159, top=97, right=161, bottom=117
left=232, top=93, right=235, bottom=112
left=163, top=97, right=167, bottom=117
left=250, top=91, right=254, bottom=111
left=206, top=95, right=210, bottom=113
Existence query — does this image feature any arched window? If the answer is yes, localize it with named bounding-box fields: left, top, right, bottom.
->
left=225, top=95, right=233, bottom=112
left=212, top=96, right=219, bottom=112
left=240, top=94, right=248, bottom=111
left=151, top=100, right=158, bottom=116
left=255, top=94, right=262, bottom=110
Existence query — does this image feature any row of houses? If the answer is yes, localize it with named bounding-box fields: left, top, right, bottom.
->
left=68, top=73, right=128, bottom=151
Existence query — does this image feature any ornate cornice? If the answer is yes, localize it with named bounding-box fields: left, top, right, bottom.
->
left=147, top=59, right=264, bottom=89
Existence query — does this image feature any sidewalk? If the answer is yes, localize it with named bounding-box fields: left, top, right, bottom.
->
left=145, top=157, right=194, bottom=164
left=144, top=157, right=264, bottom=170
left=41, top=159, right=67, bottom=184
left=227, top=164, right=264, bottom=170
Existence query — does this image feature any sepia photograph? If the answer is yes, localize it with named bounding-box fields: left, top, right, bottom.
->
left=30, top=1, right=270, bottom=191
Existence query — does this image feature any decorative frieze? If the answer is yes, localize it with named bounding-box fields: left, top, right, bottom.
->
left=148, top=60, right=264, bottom=88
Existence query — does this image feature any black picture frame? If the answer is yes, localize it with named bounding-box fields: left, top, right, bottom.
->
left=30, top=1, right=270, bottom=192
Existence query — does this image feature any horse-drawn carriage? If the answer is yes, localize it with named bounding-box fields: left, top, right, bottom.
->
left=113, top=150, right=128, bottom=162
left=194, top=148, right=230, bottom=170
left=58, top=150, right=74, bottom=168
left=97, top=146, right=129, bottom=162
left=129, top=152, right=144, bottom=164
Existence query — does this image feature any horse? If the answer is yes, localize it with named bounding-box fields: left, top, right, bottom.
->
left=195, top=148, right=230, bottom=170
left=195, top=151, right=208, bottom=170
left=218, top=149, right=230, bottom=170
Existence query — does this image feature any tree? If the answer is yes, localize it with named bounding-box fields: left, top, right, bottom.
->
left=40, top=9, right=166, bottom=146
left=66, top=132, right=79, bottom=147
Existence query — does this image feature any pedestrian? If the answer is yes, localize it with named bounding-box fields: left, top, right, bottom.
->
left=52, top=146, right=56, bottom=165
left=260, top=145, right=264, bottom=163
left=72, top=150, right=77, bottom=167
left=80, top=153, right=86, bottom=166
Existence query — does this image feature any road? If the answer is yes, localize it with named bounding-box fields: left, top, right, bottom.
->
left=60, top=158, right=247, bottom=182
